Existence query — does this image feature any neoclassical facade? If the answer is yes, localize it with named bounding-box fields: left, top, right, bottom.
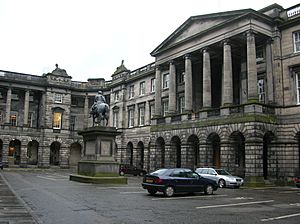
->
left=1, top=3, right=300, bottom=184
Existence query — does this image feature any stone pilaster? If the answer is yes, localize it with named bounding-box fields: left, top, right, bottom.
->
left=222, top=40, right=233, bottom=106
left=20, top=142, right=28, bottom=167
left=168, top=60, right=176, bottom=114
left=203, top=48, right=212, bottom=108
left=84, top=94, right=89, bottom=128
left=38, top=92, right=46, bottom=128
left=246, top=30, right=258, bottom=102
left=5, top=88, right=12, bottom=124
left=23, top=90, right=30, bottom=126
left=266, top=39, right=274, bottom=104
left=154, top=66, right=162, bottom=116
left=184, top=54, right=193, bottom=112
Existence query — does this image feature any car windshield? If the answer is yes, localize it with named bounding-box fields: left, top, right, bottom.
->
left=215, top=169, right=231, bottom=175
left=150, top=169, right=169, bottom=176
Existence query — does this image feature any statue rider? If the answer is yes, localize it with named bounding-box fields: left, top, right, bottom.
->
left=91, top=91, right=106, bottom=114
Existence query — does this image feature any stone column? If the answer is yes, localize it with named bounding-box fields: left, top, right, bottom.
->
left=5, top=88, right=12, bottom=124
left=20, top=141, right=28, bottom=167
left=84, top=94, right=89, bottom=128
left=154, top=66, right=162, bottom=116
left=38, top=92, right=46, bottom=128
left=222, top=40, right=233, bottom=106
left=184, top=54, right=193, bottom=112
left=23, top=90, right=30, bottom=126
left=203, top=48, right=212, bottom=108
left=266, top=39, right=274, bottom=104
left=246, top=30, right=258, bottom=102
left=168, top=60, right=176, bottom=114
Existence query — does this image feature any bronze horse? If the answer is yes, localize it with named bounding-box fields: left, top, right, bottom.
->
left=90, top=102, right=109, bottom=127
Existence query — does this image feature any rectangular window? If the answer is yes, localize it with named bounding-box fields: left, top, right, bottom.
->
left=54, top=94, right=62, bottom=103
left=296, top=72, right=300, bottom=104
left=0, top=111, right=3, bottom=124
left=113, top=111, right=119, bottom=128
left=163, top=73, right=169, bottom=89
left=178, top=72, right=185, bottom=84
left=114, top=91, right=120, bottom=101
left=53, top=112, right=62, bottom=129
left=128, top=109, right=134, bottom=127
left=138, top=107, right=145, bottom=126
left=257, top=78, right=265, bottom=104
left=294, top=31, right=300, bottom=53
left=28, top=112, right=33, bottom=127
left=256, top=46, right=264, bottom=62
left=162, top=101, right=168, bottom=116
left=139, top=81, right=145, bottom=96
left=10, top=115, right=17, bottom=126
left=129, top=85, right=134, bottom=99
left=70, top=115, right=76, bottom=131
left=179, top=96, right=185, bottom=113
left=151, top=78, right=155, bottom=92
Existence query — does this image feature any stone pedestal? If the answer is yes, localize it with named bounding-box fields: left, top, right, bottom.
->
left=70, top=126, right=127, bottom=184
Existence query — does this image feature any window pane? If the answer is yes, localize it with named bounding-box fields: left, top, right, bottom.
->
left=53, top=112, right=62, bottom=129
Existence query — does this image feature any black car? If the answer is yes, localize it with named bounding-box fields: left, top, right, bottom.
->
left=142, top=168, right=218, bottom=197
left=119, top=164, right=147, bottom=176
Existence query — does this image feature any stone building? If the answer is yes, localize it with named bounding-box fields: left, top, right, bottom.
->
left=1, top=3, right=300, bottom=184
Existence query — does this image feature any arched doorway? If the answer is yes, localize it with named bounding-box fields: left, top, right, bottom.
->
left=126, top=142, right=134, bottom=165
left=69, top=143, right=82, bottom=166
left=170, top=136, right=181, bottom=168
left=155, top=137, right=165, bottom=168
left=9, top=139, right=21, bottom=165
left=27, top=140, right=39, bottom=165
left=207, top=133, right=221, bottom=168
left=50, top=142, right=60, bottom=166
left=230, top=132, right=245, bottom=177
left=187, top=135, right=199, bottom=169
left=137, top=141, right=144, bottom=169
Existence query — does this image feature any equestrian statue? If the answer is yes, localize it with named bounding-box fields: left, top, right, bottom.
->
left=90, top=91, right=109, bottom=126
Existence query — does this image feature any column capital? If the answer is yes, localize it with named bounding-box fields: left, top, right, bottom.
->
left=245, top=29, right=257, bottom=37
left=169, top=60, right=175, bottom=65
left=184, top=53, right=192, bottom=60
left=201, top=47, right=210, bottom=53
left=155, top=64, right=162, bottom=71
left=221, top=39, right=231, bottom=46
left=266, top=38, right=273, bottom=45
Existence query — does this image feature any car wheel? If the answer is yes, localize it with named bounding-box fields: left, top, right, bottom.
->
left=119, top=171, right=125, bottom=176
left=147, top=189, right=157, bottom=195
left=218, top=179, right=226, bottom=188
left=204, top=184, right=214, bottom=195
left=164, top=186, right=175, bottom=197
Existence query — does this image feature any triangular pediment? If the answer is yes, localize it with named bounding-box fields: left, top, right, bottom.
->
left=151, top=9, right=269, bottom=56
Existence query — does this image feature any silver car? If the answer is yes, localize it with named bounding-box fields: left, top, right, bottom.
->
left=195, top=167, right=244, bottom=188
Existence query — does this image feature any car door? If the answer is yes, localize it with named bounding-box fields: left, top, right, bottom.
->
left=169, top=170, right=190, bottom=192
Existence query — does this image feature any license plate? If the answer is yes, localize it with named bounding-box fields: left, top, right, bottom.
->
left=146, top=179, right=153, bottom=183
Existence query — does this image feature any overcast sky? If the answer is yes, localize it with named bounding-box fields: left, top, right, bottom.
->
left=0, top=0, right=299, bottom=82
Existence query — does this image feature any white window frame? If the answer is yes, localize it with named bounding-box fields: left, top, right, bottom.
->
left=139, top=81, right=145, bottom=96
left=114, top=91, right=120, bottom=102
left=70, top=115, right=76, bottom=131
left=10, top=114, right=17, bottom=126
left=138, top=107, right=145, bottom=126
left=54, top=93, right=62, bottom=103
left=151, top=78, right=155, bottom=93
left=257, top=78, right=265, bottom=104
left=179, top=96, right=185, bottom=113
left=53, top=112, right=62, bottom=129
left=163, top=73, right=169, bottom=89
left=129, top=85, right=134, bottom=99
left=28, top=112, right=34, bottom=127
left=113, top=110, right=119, bottom=128
left=128, top=108, right=134, bottom=128
left=294, top=31, right=300, bottom=53
left=296, top=72, right=300, bottom=104
left=162, top=101, right=168, bottom=116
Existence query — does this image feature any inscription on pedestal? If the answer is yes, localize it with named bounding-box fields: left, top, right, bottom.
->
left=86, top=141, right=95, bottom=155
left=101, top=140, right=111, bottom=156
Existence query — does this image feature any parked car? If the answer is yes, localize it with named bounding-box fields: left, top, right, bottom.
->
left=195, top=167, right=244, bottom=188
left=142, top=168, right=218, bottom=197
left=119, top=164, right=147, bottom=176
left=295, top=176, right=300, bottom=188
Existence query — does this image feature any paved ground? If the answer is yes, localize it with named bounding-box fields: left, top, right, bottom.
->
left=1, top=169, right=300, bottom=224
left=0, top=171, right=37, bottom=224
